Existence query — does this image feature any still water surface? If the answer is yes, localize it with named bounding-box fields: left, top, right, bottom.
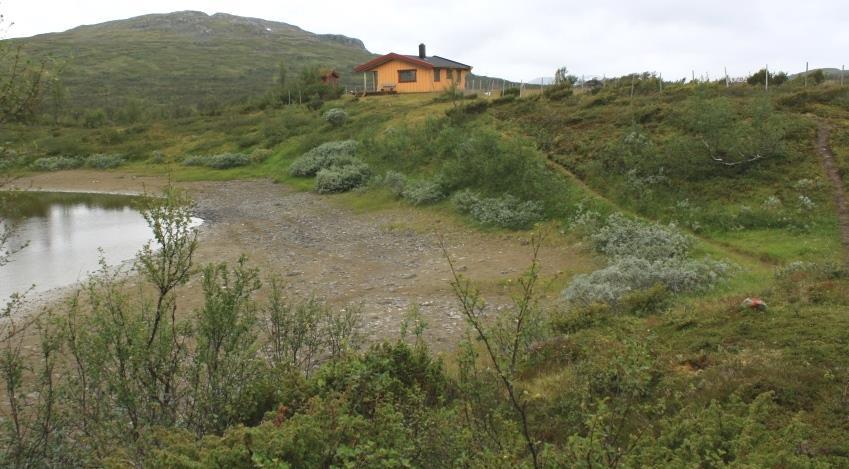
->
left=1, top=192, right=154, bottom=300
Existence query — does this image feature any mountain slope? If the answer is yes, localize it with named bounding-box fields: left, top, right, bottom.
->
left=8, top=11, right=375, bottom=110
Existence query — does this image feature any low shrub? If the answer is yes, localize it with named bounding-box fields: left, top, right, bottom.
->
left=544, top=84, right=574, bottom=101
left=85, top=154, right=125, bottom=169
left=149, top=151, right=165, bottom=164
left=31, top=156, right=82, bottom=171
left=503, top=87, right=520, bottom=97
left=492, top=94, right=516, bottom=105
left=563, top=255, right=730, bottom=307
left=591, top=213, right=692, bottom=261
left=251, top=149, right=273, bottom=163
left=401, top=179, right=445, bottom=205
left=323, top=108, right=348, bottom=127
left=452, top=190, right=544, bottom=229
left=307, top=95, right=324, bottom=111
left=446, top=100, right=489, bottom=117
left=315, top=162, right=371, bottom=193
left=552, top=302, right=611, bottom=334
left=618, top=283, right=671, bottom=316
left=183, top=153, right=251, bottom=169
left=382, top=170, right=407, bottom=197
left=289, top=140, right=359, bottom=177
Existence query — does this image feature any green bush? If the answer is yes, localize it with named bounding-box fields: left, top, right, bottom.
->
left=401, top=179, right=445, bottom=205
left=306, top=94, right=324, bottom=111
left=289, top=140, right=359, bottom=177
left=382, top=170, right=407, bottom=197
left=492, top=94, right=516, bottom=105
left=809, top=69, right=826, bottom=85
left=618, top=283, right=671, bottom=316
left=452, top=190, right=544, bottom=229
left=84, top=154, right=125, bottom=169
left=315, top=162, right=371, bottom=193
left=747, top=68, right=789, bottom=86
left=503, top=87, right=520, bottom=97
left=544, top=82, right=574, bottom=101
left=31, top=156, right=83, bottom=171
left=183, top=153, right=251, bottom=169
left=82, top=108, right=107, bottom=128
left=323, top=108, right=348, bottom=127
left=148, top=151, right=165, bottom=164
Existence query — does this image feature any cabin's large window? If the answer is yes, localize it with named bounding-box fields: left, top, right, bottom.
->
left=434, top=68, right=441, bottom=82
left=446, top=69, right=454, bottom=81
left=398, top=69, right=417, bottom=83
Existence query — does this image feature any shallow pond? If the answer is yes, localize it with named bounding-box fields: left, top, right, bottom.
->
left=1, top=192, right=154, bottom=300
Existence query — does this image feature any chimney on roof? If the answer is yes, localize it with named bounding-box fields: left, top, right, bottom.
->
left=418, top=43, right=426, bottom=59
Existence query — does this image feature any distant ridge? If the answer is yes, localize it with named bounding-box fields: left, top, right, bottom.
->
left=6, top=11, right=375, bottom=110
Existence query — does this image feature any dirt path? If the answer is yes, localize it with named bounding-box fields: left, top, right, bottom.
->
left=816, top=124, right=849, bottom=264
left=13, top=171, right=589, bottom=351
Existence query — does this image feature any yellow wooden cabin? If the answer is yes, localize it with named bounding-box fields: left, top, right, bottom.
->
left=354, top=44, right=471, bottom=93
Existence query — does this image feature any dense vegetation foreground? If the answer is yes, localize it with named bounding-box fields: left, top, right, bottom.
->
left=3, top=73, right=849, bottom=467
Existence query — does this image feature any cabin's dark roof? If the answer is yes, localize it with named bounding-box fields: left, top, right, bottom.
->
left=403, top=55, right=471, bottom=70
left=354, top=53, right=471, bottom=72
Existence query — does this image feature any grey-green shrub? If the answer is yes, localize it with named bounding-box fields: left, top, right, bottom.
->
left=402, top=179, right=445, bottom=205
left=182, top=153, right=251, bottom=169
left=31, top=156, right=82, bottom=171
left=323, top=108, right=348, bottom=127
left=564, top=213, right=731, bottom=308
left=315, top=162, right=371, bottom=193
left=452, top=190, right=544, bottom=229
left=382, top=170, right=407, bottom=197
left=289, top=140, right=359, bottom=177
left=563, top=256, right=731, bottom=307
left=451, top=189, right=478, bottom=213
left=206, top=153, right=251, bottom=169
left=591, top=213, right=692, bottom=261
left=85, top=154, right=125, bottom=169
left=149, top=151, right=165, bottom=164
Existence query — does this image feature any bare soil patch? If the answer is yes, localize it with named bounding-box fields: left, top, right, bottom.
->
left=816, top=124, right=849, bottom=265
left=13, top=171, right=589, bottom=350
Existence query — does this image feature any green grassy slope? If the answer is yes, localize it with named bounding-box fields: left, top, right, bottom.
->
left=4, top=79, right=849, bottom=465
left=5, top=11, right=374, bottom=110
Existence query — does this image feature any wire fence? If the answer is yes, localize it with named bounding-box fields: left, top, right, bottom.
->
left=461, top=65, right=847, bottom=98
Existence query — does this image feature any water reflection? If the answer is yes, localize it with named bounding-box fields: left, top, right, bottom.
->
left=1, top=192, right=155, bottom=300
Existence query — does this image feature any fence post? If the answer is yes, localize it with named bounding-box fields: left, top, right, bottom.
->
left=805, top=62, right=809, bottom=88
left=765, top=64, right=769, bottom=91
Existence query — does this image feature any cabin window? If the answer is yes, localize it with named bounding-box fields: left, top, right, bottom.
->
left=446, top=69, right=454, bottom=81
left=398, top=69, right=417, bottom=83
left=434, top=68, right=441, bottom=82
left=456, top=70, right=462, bottom=82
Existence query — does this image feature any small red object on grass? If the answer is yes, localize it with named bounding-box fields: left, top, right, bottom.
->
left=741, top=297, right=768, bottom=311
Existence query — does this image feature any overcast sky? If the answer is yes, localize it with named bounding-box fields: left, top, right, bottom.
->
left=3, top=0, right=848, bottom=82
